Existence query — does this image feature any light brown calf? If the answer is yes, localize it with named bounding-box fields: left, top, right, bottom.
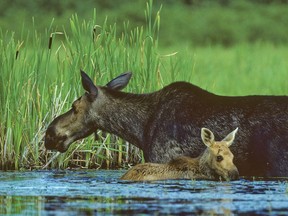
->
left=121, top=127, right=239, bottom=181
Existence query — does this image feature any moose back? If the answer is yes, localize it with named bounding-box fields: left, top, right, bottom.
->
left=45, top=70, right=288, bottom=177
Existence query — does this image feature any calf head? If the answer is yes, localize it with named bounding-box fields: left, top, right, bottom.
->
left=44, top=70, right=132, bottom=152
left=201, top=127, right=239, bottom=180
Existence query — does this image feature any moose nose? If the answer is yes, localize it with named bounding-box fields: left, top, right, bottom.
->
left=44, top=138, right=55, bottom=150
left=44, top=127, right=57, bottom=150
left=228, top=169, right=239, bottom=181
left=44, top=126, right=68, bottom=152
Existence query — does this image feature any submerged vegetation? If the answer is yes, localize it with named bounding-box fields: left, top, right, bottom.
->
left=0, top=0, right=288, bottom=170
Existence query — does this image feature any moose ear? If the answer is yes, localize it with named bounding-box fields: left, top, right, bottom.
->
left=201, top=128, right=215, bottom=147
left=222, top=128, right=238, bottom=147
left=80, top=70, right=98, bottom=96
left=106, top=72, right=132, bottom=91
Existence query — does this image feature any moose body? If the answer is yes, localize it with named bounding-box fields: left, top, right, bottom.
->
left=45, top=71, right=288, bottom=177
left=121, top=128, right=239, bottom=181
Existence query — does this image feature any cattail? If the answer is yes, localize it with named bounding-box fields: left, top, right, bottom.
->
left=15, top=41, right=24, bottom=60
left=93, top=25, right=101, bottom=41
left=15, top=50, right=19, bottom=60
left=48, top=32, right=64, bottom=49
left=48, top=34, right=53, bottom=49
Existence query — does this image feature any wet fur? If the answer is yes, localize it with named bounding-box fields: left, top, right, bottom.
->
left=121, top=156, right=205, bottom=181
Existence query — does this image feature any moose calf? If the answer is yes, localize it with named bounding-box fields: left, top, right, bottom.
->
left=121, top=128, right=239, bottom=181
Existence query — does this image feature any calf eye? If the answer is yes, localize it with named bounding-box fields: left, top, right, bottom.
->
left=216, top=155, right=223, bottom=162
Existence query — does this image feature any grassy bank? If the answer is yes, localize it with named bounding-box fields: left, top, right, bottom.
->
left=0, top=1, right=288, bottom=170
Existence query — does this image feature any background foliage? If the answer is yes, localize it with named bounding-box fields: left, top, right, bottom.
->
left=1, top=0, right=288, bottom=47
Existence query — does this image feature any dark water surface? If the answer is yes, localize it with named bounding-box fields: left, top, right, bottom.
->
left=0, top=170, right=288, bottom=215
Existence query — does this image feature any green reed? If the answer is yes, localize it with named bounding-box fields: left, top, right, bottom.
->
left=0, top=0, right=162, bottom=170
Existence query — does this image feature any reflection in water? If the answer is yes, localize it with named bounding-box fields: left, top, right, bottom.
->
left=0, top=170, right=288, bottom=215
left=1, top=195, right=234, bottom=215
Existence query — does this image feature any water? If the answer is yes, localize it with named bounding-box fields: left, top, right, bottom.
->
left=0, top=170, right=288, bottom=215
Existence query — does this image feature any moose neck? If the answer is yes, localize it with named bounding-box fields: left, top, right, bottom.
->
left=95, top=89, right=156, bottom=149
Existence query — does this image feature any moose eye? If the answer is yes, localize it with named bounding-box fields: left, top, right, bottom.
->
left=216, top=155, right=223, bottom=162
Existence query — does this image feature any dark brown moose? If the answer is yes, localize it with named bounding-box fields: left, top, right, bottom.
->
left=45, top=70, right=288, bottom=177
left=121, top=127, right=239, bottom=181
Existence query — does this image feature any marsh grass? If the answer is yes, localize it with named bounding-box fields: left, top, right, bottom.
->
left=0, top=0, right=161, bottom=170
left=0, top=0, right=288, bottom=170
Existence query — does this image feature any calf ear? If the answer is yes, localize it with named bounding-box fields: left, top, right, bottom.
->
left=106, top=72, right=132, bottom=90
left=201, top=128, right=215, bottom=147
left=222, top=128, right=238, bottom=147
left=80, top=70, right=98, bottom=96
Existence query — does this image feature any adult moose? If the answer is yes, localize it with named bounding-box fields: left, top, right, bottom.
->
left=45, top=70, right=288, bottom=177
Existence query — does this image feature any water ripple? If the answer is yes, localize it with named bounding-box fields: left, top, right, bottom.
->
left=0, top=170, right=287, bottom=215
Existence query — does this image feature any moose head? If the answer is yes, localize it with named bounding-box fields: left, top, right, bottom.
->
left=44, top=70, right=132, bottom=152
